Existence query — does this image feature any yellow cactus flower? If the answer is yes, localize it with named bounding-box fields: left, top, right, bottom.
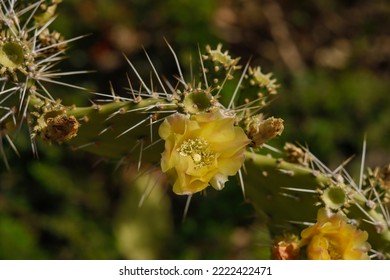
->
left=158, top=110, right=250, bottom=195
left=300, top=208, right=371, bottom=260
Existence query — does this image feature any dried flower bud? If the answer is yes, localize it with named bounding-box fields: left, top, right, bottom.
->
left=245, top=115, right=284, bottom=148
left=41, top=114, right=80, bottom=143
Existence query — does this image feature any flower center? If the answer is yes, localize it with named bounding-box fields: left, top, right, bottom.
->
left=178, top=137, right=215, bottom=169
left=327, top=240, right=342, bottom=260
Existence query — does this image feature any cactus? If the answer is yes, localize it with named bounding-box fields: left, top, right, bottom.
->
left=1, top=0, right=389, bottom=260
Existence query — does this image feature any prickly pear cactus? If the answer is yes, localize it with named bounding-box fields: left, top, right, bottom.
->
left=1, top=0, right=389, bottom=260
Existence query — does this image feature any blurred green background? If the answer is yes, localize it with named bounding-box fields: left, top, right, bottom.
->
left=1, top=0, right=389, bottom=259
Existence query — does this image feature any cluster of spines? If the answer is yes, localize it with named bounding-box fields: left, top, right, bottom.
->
left=0, top=0, right=89, bottom=167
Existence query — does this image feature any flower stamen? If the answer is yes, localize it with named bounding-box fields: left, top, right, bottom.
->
left=178, top=137, right=215, bottom=169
